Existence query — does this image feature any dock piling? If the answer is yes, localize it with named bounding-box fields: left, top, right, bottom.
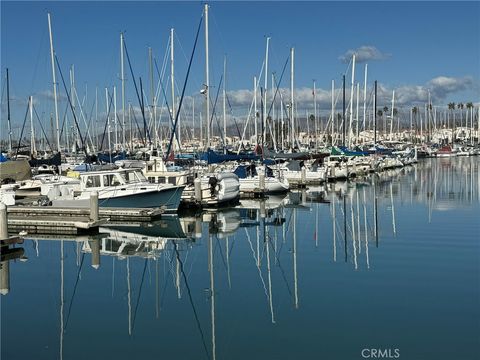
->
left=194, top=178, right=202, bottom=202
left=90, top=191, right=99, bottom=222
left=89, top=238, right=100, bottom=269
left=0, top=202, right=8, bottom=240
left=259, top=173, right=265, bottom=192
left=0, top=261, right=9, bottom=295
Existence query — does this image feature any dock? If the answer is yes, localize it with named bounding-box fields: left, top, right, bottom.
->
left=7, top=206, right=164, bottom=223
left=1, top=192, right=164, bottom=235
left=5, top=206, right=164, bottom=234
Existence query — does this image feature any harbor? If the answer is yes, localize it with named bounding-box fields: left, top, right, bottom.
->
left=1, top=1, right=479, bottom=360
left=1, top=156, right=479, bottom=360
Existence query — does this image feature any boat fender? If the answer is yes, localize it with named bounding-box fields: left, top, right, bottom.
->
left=208, top=176, right=218, bottom=196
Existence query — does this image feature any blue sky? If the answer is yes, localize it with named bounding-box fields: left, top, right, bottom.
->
left=1, top=1, right=479, bottom=136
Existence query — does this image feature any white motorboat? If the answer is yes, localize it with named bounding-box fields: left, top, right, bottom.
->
left=48, top=168, right=185, bottom=212
left=233, top=164, right=289, bottom=194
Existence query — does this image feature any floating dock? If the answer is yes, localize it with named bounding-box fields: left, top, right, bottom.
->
left=2, top=193, right=164, bottom=235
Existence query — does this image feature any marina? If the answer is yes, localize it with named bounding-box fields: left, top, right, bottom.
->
left=1, top=1, right=479, bottom=359
left=1, top=157, right=479, bottom=360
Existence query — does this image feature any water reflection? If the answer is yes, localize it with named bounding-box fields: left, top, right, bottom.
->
left=2, top=157, right=479, bottom=360
left=0, top=236, right=26, bottom=295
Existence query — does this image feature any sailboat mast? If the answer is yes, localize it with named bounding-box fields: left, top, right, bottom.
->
left=349, top=54, right=356, bottom=147
left=120, top=33, right=126, bottom=150
left=280, top=81, right=284, bottom=151
left=170, top=29, right=178, bottom=147
left=290, top=47, right=295, bottom=149
left=374, top=80, right=377, bottom=144
left=105, top=88, right=112, bottom=155
left=204, top=4, right=210, bottom=149
left=355, top=83, right=360, bottom=144
left=29, top=96, right=36, bottom=155
left=149, top=47, right=155, bottom=149
left=192, top=97, right=195, bottom=141
left=6, top=68, right=12, bottom=152
left=223, top=55, right=227, bottom=150
left=362, top=64, right=368, bottom=142
left=313, top=79, right=318, bottom=149
left=254, top=76, right=258, bottom=145
left=331, top=79, right=335, bottom=146
left=263, top=37, right=270, bottom=147
left=70, top=65, right=76, bottom=151
left=47, top=13, right=61, bottom=152
left=293, top=208, right=298, bottom=309
left=390, top=90, right=395, bottom=141
left=342, top=74, right=346, bottom=146
left=272, top=73, right=276, bottom=151
left=209, top=234, right=216, bottom=360
left=114, top=86, right=118, bottom=150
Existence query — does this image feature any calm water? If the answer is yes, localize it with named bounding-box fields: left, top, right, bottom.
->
left=2, top=158, right=479, bottom=360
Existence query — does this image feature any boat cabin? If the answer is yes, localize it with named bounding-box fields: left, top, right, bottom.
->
left=80, top=169, right=148, bottom=190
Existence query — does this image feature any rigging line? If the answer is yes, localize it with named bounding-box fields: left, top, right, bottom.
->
left=30, top=25, right=48, bottom=90
left=272, top=73, right=292, bottom=126
left=132, top=258, right=148, bottom=332
left=225, top=93, right=243, bottom=140
left=165, top=13, right=203, bottom=161
left=266, top=235, right=293, bottom=297
left=209, top=75, right=227, bottom=148
left=122, top=37, right=151, bottom=145
left=99, top=89, right=114, bottom=151
left=139, top=77, right=150, bottom=146
left=159, top=263, right=170, bottom=309
left=64, top=252, right=85, bottom=330
left=32, top=103, right=54, bottom=152
left=84, top=99, right=96, bottom=138
left=153, top=58, right=182, bottom=151
left=227, top=236, right=236, bottom=258
left=72, top=85, right=95, bottom=150
left=174, top=33, right=203, bottom=98
left=283, top=207, right=294, bottom=234
left=244, top=228, right=269, bottom=300
left=130, top=106, right=147, bottom=148
left=173, top=241, right=210, bottom=360
left=55, top=55, right=87, bottom=155
left=14, top=99, right=30, bottom=159
left=214, top=236, right=229, bottom=277
left=266, top=54, right=289, bottom=119
left=59, top=100, right=71, bottom=142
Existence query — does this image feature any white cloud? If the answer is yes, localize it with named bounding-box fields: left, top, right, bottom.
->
left=339, top=45, right=391, bottom=63
left=427, top=76, right=473, bottom=99
left=388, top=76, right=474, bottom=106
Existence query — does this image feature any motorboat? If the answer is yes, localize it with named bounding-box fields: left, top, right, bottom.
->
left=47, top=168, right=185, bottom=212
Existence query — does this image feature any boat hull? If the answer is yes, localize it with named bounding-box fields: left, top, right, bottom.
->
left=53, top=185, right=185, bottom=212
left=97, top=186, right=184, bottom=212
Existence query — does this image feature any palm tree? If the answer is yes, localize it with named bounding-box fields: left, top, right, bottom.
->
left=448, top=102, right=457, bottom=143
left=457, top=103, right=464, bottom=132
left=466, top=102, right=474, bottom=143
left=411, top=106, right=418, bottom=143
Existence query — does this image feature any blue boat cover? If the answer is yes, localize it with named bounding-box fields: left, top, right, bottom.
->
left=199, top=149, right=259, bottom=164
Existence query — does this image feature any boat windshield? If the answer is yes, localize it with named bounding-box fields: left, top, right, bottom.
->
left=119, top=170, right=147, bottom=184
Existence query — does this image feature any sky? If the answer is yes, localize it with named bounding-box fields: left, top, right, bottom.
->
left=1, top=0, right=479, bottom=138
